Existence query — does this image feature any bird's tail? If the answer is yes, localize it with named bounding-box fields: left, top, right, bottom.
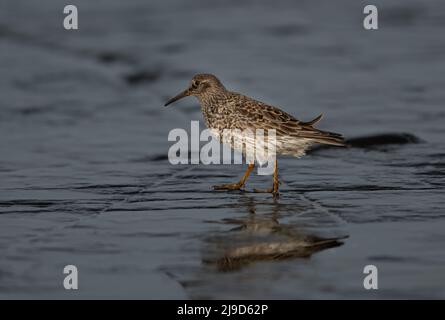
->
left=298, top=114, right=346, bottom=146
left=306, top=129, right=346, bottom=146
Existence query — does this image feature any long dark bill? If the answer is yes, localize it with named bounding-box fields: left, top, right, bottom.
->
left=164, top=89, right=190, bottom=106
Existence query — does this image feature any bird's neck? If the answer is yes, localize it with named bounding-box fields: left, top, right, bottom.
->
left=197, top=89, right=228, bottom=108
left=196, top=89, right=232, bottom=129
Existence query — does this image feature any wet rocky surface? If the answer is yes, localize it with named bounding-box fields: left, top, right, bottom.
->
left=0, top=0, right=444, bottom=298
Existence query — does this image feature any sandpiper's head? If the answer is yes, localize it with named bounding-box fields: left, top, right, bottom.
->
left=164, top=73, right=225, bottom=106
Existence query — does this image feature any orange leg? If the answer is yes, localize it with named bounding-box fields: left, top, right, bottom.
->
left=254, top=160, right=279, bottom=197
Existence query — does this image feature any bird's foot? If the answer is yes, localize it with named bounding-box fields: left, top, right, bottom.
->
left=253, top=187, right=279, bottom=198
left=213, top=182, right=244, bottom=191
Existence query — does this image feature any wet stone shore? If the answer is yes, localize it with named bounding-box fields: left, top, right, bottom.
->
left=1, top=0, right=445, bottom=298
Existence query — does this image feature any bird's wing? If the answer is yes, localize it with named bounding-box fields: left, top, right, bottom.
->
left=235, top=94, right=345, bottom=146
left=301, top=113, right=323, bottom=126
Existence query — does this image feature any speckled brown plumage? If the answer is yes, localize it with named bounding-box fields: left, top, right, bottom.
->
left=164, top=73, right=345, bottom=196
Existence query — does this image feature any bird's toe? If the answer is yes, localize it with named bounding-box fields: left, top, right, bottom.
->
left=253, top=188, right=280, bottom=198
left=213, top=183, right=243, bottom=191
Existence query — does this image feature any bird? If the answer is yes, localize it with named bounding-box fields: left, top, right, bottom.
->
left=164, top=74, right=344, bottom=196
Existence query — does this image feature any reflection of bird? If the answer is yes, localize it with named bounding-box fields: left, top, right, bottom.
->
left=213, top=235, right=344, bottom=272
left=202, top=202, right=346, bottom=272
left=165, top=74, right=344, bottom=195
left=201, top=194, right=348, bottom=272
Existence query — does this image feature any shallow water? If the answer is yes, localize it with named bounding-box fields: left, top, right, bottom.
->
left=0, top=0, right=445, bottom=299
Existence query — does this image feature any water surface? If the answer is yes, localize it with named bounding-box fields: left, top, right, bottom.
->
left=0, top=0, right=444, bottom=299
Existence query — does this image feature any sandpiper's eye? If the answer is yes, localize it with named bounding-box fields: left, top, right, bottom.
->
left=191, top=81, right=199, bottom=89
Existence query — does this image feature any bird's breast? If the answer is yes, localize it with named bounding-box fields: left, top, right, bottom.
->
left=201, top=103, right=237, bottom=131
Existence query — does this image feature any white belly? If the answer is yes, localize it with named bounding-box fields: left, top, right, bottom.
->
left=208, top=128, right=312, bottom=165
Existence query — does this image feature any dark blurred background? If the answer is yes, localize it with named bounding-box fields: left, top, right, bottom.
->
left=0, top=0, right=444, bottom=299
